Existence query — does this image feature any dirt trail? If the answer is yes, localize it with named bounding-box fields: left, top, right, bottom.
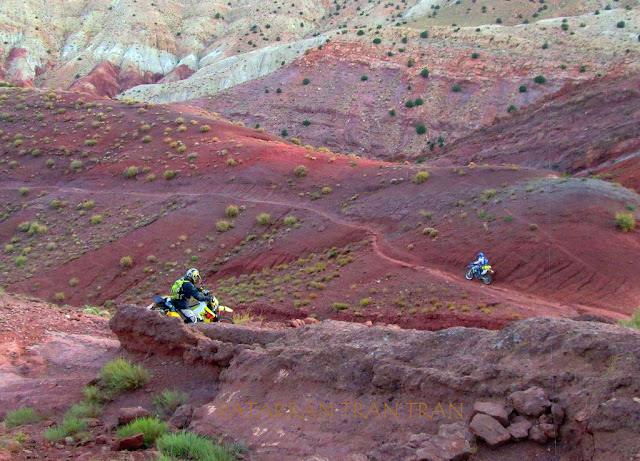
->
left=1, top=182, right=627, bottom=320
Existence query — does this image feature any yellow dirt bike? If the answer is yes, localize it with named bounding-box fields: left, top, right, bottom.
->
left=147, top=292, right=234, bottom=324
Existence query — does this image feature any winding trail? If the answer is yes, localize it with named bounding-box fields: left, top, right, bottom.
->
left=0, top=183, right=629, bottom=320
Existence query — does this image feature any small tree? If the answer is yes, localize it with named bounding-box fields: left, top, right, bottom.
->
left=416, top=124, right=427, bottom=135
left=420, top=68, right=429, bottom=78
left=533, top=75, right=547, bottom=84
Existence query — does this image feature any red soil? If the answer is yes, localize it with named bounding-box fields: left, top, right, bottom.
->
left=0, top=88, right=638, bottom=331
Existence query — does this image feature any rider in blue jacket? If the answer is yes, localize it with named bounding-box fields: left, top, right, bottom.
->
left=471, top=252, right=489, bottom=277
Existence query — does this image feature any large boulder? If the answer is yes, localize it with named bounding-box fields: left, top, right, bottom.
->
left=469, top=414, right=511, bottom=448
left=507, top=387, right=551, bottom=417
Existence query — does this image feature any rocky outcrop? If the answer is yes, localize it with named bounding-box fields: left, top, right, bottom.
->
left=117, top=36, right=327, bottom=103
left=110, top=305, right=640, bottom=461
left=69, top=61, right=165, bottom=98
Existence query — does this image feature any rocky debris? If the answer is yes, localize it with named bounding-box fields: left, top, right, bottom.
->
left=287, top=318, right=319, bottom=327
left=117, top=407, right=150, bottom=426
left=411, top=423, right=475, bottom=461
left=507, top=387, right=551, bottom=417
left=110, top=306, right=640, bottom=460
left=471, top=401, right=510, bottom=426
left=469, top=414, right=511, bottom=448
left=112, top=433, right=144, bottom=451
left=169, top=404, right=193, bottom=429
left=507, top=419, right=531, bottom=440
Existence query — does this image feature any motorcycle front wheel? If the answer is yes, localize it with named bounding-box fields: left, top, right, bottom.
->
left=217, top=315, right=235, bottom=324
left=465, top=269, right=474, bottom=280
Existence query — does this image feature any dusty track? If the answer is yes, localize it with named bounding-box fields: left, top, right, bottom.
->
left=1, top=182, right=628, bottom=321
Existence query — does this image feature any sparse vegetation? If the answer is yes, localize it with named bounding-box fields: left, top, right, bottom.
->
left=120, top=256, right=134, bottom=268
left=294, top=165, right=307, bottom=177
left=413, top=171, right=430, bottom=184
left=117, top=417, right=167, bottom=448
left=153, top=390, right=189, bottom=417
left=534, top=75, right=547, bottom=84
left=257, top=213, right=271, bottom=226
left=199, top=125, right=211, bottom=133
left=226, top=205, right=239, bottom=217
left=123, top=166, right=139, bottom=179
left=619, top=307, right=640, bottom=329
left=163, top=170, right=178, bottom=180
left=284, top=216, right=298, bottom=226
left=100, top=358, right=149, bottom=392
left=216, top=220, right=232, bottom=232
left=3, top=407, right=41, bottom=428
left=615, top=212, right=635, bottom=232
left=157, top=432, right=236, bottom=461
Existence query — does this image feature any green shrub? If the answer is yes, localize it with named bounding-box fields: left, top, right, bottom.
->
left=225, top=205, right=239, bottom=218
left=84, top=139, right=97, bottom=147
left=420, top=30, right=428, bottom=38
left=471, top=52, right=480, bottom=59
left=124, top=166, right=139, bottom=179
left=405, top=100, right=415, bottom=108
left=199, top=125, right=211, bottom=133
left=163, top=170, right=178, bottom=180
left=120, top=256, right=133, bottom=268
left=284, top=216, right=298, bottom=226
left=617, top=21, right=625, bottom=28
left=257, top=213, right=271, bottom=226
left=361, top=75, right=369, bottom=81
left=153, top=390, right=189, bottom=417
left=302, top=119, right=311, bottom=126
left=332, top=302, right=349, bottom=312
left=519, top=85, right=527, bottom=93
left=423, top=227, right=438, bottom=238
left=619, top=307, right=640, bottom=329
left=4, top=407, right=41, bottom=428
left=507, top=105, right=517, bottom=113
left=416, top=124, right=427, bottom=135
left=43, top=427, right=67, bottom=441
left=90, top=215, right=103, bottom=225
left=100, top=358, right=149, bottom=392
left=142, top=135, right=152, bottom=143
left=117, top=417, right=168, bottom=448
left=372, top=38, right=381, bottom=44
left=83, top=385, right=103, bottom=403
left=65, top=402, right=101, bottom=419
left=413, top=171, right=430, bottom=184
left=452, top=84, right=461, bottom=92
left=302, top=78, right=310, bottom=85
left=70, top=160, right=83, bottom=171
left=294, top=165, right=307, bottom=177
left=216, top=220, right=232, bottom=232
left=534, top=75, right=547, bottom=84
left=157, top=432, right=235, bottom=461
left=360, top=298, right=372, bottom=307
left=19, top=187, right=29, bottom=196
left=615, top=212, right=635, bottom=232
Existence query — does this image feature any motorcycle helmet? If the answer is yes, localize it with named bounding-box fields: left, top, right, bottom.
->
left=185, top=267, right=201, bottom=284
left=477, top=252, right=485, bottom=259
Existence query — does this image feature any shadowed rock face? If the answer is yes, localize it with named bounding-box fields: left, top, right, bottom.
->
left=110, top=304, right=640, bottom=461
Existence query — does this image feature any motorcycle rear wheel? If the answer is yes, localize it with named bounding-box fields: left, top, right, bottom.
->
left=217, top=315, right=235, bottom=324
left=482, top=273, right=493, bottom=285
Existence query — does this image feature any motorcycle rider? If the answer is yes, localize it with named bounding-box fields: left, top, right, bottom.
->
left=470, top=252, right=489, bottom=277
left=169, top=268, right=210, bottom=323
